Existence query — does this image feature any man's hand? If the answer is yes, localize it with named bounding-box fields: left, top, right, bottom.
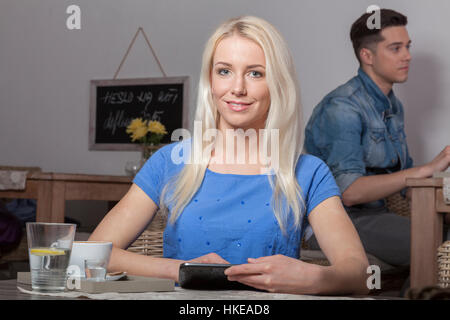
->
left=342, top=145, right=450, bottom=206
left=424, top=145, right=450, bottom=175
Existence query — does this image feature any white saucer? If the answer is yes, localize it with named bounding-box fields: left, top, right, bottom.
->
left=106, top=272, right=127, bottom=281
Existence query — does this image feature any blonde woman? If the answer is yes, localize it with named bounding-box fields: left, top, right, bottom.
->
left=90, top=16, right=369, bottom=295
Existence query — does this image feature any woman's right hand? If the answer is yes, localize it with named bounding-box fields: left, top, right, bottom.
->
left=188, top=252, right=230, bottom=264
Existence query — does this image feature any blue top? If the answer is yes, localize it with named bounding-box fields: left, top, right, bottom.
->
left=305, top=68, right=413, bottom=209
left=133, top=141, right=340, bottom=264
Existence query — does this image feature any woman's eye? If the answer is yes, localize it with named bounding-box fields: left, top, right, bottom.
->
left=249, top=70, right=263, bottom=78
left=217, top=69, right=230, bottom=76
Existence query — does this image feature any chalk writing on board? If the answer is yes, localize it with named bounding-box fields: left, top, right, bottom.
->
left=99, top=88, right=179, bottom=137
left=102, top=109, right=164, bottom=136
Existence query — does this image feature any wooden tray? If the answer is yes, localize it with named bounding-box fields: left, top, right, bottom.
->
left=17, top=272, right=174, bottom=294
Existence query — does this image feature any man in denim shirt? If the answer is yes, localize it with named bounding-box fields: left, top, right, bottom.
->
left=305, top=9, right=450, bottom=267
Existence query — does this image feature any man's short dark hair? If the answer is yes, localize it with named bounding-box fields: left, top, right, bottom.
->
left=350, top=8, right=408, bottom=63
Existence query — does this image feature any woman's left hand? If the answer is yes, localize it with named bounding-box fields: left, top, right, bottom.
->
left=224, top=254, right=323, bottom=294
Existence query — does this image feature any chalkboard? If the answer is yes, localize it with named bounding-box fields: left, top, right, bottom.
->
left=89, top=77, right=189, bottom=150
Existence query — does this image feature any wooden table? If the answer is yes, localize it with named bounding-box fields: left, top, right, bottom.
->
left=0, top=172, right=132, bottom=223
left=406, top=177, right=450, bottom=289
left=0, top=279, right=75, bottom=300
left=1, top=279, right=385, bottom=300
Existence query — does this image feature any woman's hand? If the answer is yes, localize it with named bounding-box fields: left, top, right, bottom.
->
left=224, top=255, right=323, bottom=294
left=188, top=252, right=230, bottom=264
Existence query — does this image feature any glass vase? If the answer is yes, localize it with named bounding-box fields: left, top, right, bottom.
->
left=141, top=143, right=159, bottom=165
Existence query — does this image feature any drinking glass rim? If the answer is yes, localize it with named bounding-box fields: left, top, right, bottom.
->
left=26, top=222, right=77, bottom=227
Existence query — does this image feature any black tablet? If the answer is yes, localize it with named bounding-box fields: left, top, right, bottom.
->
left=178, top=262, right=254, bottom=290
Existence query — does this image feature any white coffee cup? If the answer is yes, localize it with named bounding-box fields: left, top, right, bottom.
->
left=68, top=241, right=113, bottom=277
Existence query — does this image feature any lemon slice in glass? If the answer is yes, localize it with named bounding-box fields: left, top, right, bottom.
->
left=30, top=248, right=66, bottom=256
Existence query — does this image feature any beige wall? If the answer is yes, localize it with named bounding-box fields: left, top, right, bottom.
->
left=1, top=0, right=449, bottom=225
left=1, top=0, right=449, bottom=172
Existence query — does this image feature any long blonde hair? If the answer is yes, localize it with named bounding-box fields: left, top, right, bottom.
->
left=161, top=16, right=305, bottom=233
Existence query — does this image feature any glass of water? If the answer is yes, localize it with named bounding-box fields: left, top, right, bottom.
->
left=26, top=222, right=76, bottom=292
left=84, top=258, right=108, bottom=281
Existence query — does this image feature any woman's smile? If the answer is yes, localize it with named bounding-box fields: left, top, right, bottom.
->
left=226, top=100, right=253, bottom=112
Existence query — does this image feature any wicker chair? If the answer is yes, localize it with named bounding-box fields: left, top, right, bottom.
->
left=437, top=241, right=450, bottom=288
left=127, top=212, right=166, bottom=257
left=385, top=192, right=411, bottom=217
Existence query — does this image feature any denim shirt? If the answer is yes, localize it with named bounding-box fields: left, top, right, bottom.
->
left=305, top=68, right=413, bottom=209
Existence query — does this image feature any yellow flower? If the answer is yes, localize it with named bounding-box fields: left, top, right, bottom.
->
left=126, top=118, right=148, bottom=142
left=126, top=118, right=167, bottom=144
left=126, top=118, right=146, bottom=132
left=148, top=120, right=168, bottom=135
left=130, top=125, right=148, bottom=142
